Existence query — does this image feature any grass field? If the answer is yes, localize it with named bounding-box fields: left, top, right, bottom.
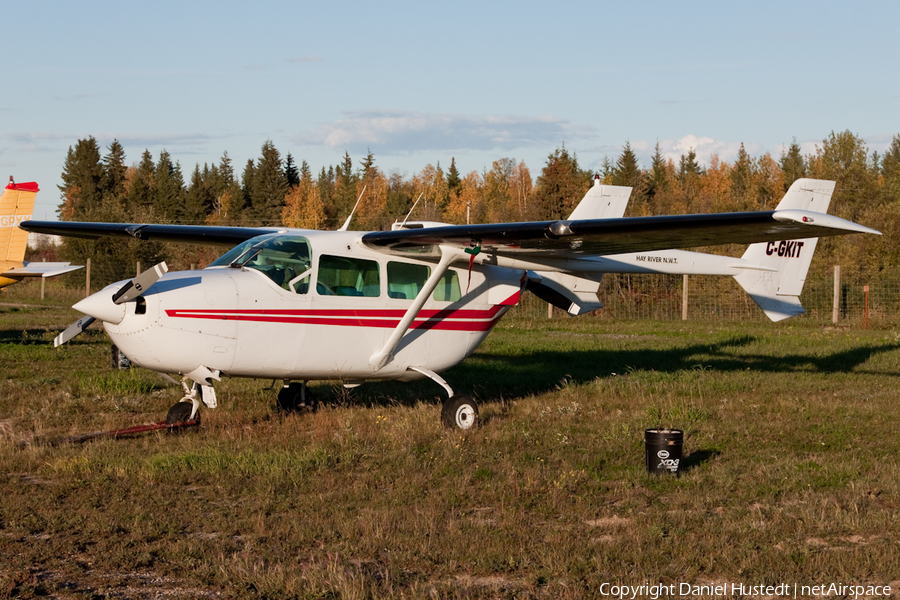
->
left=2, top=283, right=900, bottom=599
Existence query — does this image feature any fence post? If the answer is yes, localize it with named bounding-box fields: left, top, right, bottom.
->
left=41, top=258, right=46, bottom=300
left=85, top=258, right=91, bottom=298
left=682, top=274, right=689, bottom=320
left=548, top=303, right=553, bottom=319
left=832, top=265, right=840, bottom=324
left=137, top=261, right=141, bottom=276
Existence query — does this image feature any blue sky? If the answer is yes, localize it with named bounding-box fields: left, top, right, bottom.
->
left=3, top=0, right=899, bottom=220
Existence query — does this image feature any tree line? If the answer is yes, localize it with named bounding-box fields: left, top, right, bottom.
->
left=51, top=130, right=900, bottom=286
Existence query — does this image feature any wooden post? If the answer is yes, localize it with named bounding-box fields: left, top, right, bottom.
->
left=682, top=274, right=689, bottom=320
left=832, top=265, right=840, bottom=324
left=136, top=261, right=141, bottom=276
left=547, top=303, right=553, bottom=319
left=40, top=258, right=46, bottom=300
left=85, top=258, right=91, bottom=298
left=864, top=284, right=869, bottom=329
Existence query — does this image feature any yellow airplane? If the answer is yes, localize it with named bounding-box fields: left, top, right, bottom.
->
left=0, top=177, right=81, bottom=290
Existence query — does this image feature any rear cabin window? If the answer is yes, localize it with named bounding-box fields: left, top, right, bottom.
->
left=317, top=255, right=380, bottom=297
left=434, top=270, right=461, bottom=302
left=387, top=262, right=429, bottom=299
left=386, top=262, right=462, bottom=302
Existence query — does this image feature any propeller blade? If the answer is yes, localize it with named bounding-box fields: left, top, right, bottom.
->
left=112, top=262, right=168, bottom=305
left=54, top=315, right=95, bottom=347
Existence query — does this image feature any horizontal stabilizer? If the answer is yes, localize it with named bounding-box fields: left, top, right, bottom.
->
left=1, top=261, right=82, bottom=278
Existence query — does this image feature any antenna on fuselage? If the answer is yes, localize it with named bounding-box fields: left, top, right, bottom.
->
left=337, top=185, right=367, bottom=232
left=399, top=192, right=425, bottom=227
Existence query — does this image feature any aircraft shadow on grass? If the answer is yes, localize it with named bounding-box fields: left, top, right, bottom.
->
left=347, top=334, right=900, bottom=408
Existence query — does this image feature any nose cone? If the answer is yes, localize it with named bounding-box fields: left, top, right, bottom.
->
left=73, top=285, right=127, bottom=324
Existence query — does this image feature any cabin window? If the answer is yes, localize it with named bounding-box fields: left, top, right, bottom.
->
left=433, top=269, right=461, bottom=302
left=317, top=255, right=380, bottom=297
left=387, top=261, right=430, bottom=299
left=210, top=234, right=313, bottom=294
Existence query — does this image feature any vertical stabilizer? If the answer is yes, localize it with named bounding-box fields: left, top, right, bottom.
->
left=568, top=175, right=632, bottom=220
left=734, top=179, right=836, bottom=321
left=1, top=178, right=38, bottom=263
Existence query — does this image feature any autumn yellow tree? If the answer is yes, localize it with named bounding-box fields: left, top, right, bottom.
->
left=698, top=154, right=731, bottom=213
left=482, top=158, right=515, bottom=223
left=444, top=171, right=484, bottom=224
left=355, top=167, right=390, bottom=231
left=281, top=162, right=325, bottom=230
left=508, top=161, right=534, bottom=221
left=752, top=153, right=784, bottom=210
left=410, top=164, right=449, bottom=221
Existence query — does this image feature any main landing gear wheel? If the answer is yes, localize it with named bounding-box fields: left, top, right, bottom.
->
left=166, top=402, right=199, bottom=426
left=277, top=382, right=318, bottom=413
left=441, top=394, right=479, bottom=430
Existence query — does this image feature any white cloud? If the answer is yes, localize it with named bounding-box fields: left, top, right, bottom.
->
left=293, top=110, right=595, bottom=154
left=656, top=135, right=763, bottom=167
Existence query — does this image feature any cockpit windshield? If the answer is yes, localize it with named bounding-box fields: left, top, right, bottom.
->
left=208, top=234, right=313, bottom=293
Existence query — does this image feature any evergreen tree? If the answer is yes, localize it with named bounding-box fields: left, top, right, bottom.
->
left=730, top=143, right=753, bottom=205
left=58, top=137, right=103, bottom=220
left=359, top=149, right=376, bottom=177
left=647, top=142, right=668, bottom=198
left=126, top=150, right=156, bottom=215
left=678, top=148, right=703, bottom=208
left=183, top=164, right=210, bottom=224
left=101, top=139, right=128, bottom=205
left=243, top=140, right=288, bottom=225
left=318, top=166, right=336, bottom=226
left=284, top=152, right=300, bottom=188
left=447, top=157, right=461, bottom=196
left=611, top=141, right=643, bottom=189
left=240, top=159, right=256, bottom=218
left=332, top=152, right=360, bottom=224
left=58, top=138, right=165, bottom=286
left=154, top=150, right=186, bottom=222
left=533, top=145, right=591, bottom=220
left=779, top=138, right=806, bottom=191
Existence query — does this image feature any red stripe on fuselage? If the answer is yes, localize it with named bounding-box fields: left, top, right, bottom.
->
left=164, top=304, right=506, bottom=332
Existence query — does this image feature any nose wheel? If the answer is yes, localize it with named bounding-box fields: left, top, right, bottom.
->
left=166, top=379, right=203, bottom=425
left=166, top=401, right=200, bottom=425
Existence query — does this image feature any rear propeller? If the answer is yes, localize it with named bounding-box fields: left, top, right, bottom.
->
left=55, top=262, right=168, bottom=347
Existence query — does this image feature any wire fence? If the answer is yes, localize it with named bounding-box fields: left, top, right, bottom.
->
left=9, top=262, right=898, bottom=328
left=514, top=265, right=900, bottom=327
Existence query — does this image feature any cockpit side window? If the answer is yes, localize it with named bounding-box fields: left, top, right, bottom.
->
left=211, top=234, right=313, bottom=293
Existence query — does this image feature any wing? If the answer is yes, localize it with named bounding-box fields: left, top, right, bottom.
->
left=19, top=221, right=279, bottom=246
left=362, top=210, right=879, bottom=259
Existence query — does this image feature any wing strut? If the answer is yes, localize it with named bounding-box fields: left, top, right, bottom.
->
left=369, top=246, right=460, bottom=371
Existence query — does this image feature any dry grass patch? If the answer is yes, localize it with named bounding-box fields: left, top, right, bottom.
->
left=4, top=288, right=900, bottom=597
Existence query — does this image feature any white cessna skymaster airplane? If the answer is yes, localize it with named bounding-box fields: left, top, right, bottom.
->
left=20, top=177, right=878, bottom=429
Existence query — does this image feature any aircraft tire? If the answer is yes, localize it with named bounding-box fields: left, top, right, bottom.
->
left=277, top=382, right=317, bottom=413
left=166, top=401, right=199, bottom=425
left=441, top=394, right=478, bottom=430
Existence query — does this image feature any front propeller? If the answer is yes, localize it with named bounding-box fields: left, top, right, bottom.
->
left=54, top=262, right=168, bottom=347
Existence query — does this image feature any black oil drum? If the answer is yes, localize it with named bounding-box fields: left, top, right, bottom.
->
left=645, top=429, right=683, bottom=476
